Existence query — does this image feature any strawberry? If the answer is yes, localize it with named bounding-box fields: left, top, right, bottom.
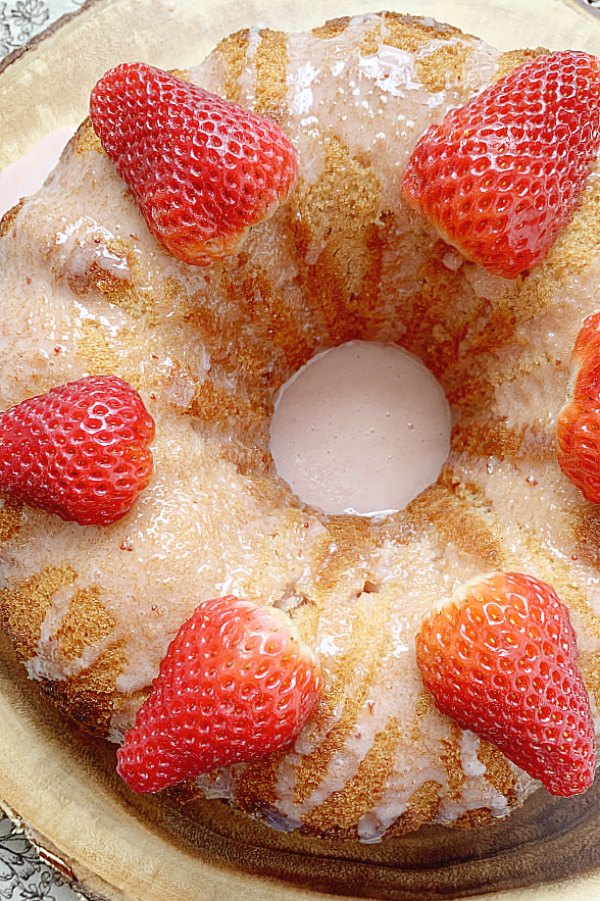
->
left=89, top=63, right=299, bottom=266
left=117, top=596, right=322, bottom=793
left=558, top=312, right=600, bottom=503
left=416, top=572, right=595, bottom=797
left=0, top=376, right=154, bottom=526
left=402, top=51, right=600, bottom=278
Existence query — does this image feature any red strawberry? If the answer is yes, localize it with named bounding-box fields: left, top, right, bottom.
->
left=402, top=51, right=600, bottom=278
left=117, top=596, right=322, bottom=793
left=0, top=376, right=154, bottom=526
left=558, top=312, right=600, bottom=503
left=416, top=572, right=595, bottom=797
left=89, top=63, right=299, bottom=266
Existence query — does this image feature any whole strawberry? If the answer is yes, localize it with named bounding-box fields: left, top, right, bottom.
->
left=0, top=376, right=154, bottom=526
left=558, top=312, right=600, bottom=503
left=117, top=596, right=322, bottom=793
left=402, top=51, right=600, bottom=278
left=89, top=63, right=299, bottom=266
left=416, top=572, right=595, bottom=797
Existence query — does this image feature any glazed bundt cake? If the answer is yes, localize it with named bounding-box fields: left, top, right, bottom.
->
left=2, top=11, right=600, bottom=841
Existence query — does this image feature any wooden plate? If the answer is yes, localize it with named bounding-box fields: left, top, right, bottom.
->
left=2, top=1, right=600, bottom=898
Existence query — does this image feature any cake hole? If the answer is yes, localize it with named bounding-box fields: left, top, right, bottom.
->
left=362, top=580, right=380, bottom=595
left=273, top=588, right=311, bottom=612
left=270, top=341, right=451, bottom=516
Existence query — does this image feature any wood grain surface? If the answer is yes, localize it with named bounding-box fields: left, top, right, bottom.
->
left=1, top=1, right=600, bottom=899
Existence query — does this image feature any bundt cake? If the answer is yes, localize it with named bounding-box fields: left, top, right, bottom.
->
left=2, top=10, right=600, bottom=841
